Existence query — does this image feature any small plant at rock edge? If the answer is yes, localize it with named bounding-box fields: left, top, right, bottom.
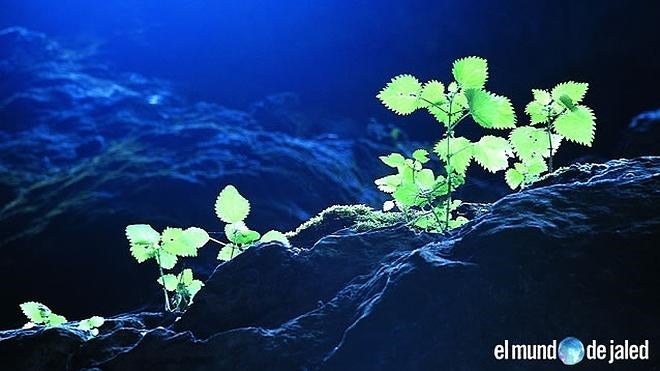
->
left=377, top=56, right=516, bottom=231
left=506, top=82, right=596, bottom=189
left=125, top=184, right=290, bottom=312
left=20, top=301, right=105, bottom=336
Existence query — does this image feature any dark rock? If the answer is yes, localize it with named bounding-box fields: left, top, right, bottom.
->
left=1, top=156, right=657, bottom=370
left=617, top=109, right=660, bottom=157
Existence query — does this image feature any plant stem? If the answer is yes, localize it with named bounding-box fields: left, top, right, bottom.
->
left=208, top=237, right=226, bottom=246
left=546, top=122, right=554, bottom=172
left=445, top=96, right=455, bottom=229
left=420, top=97, right=448, bottom=114
left=424, top=195, right=443, bottom=228
left=154, top=251, right=171, bottom=312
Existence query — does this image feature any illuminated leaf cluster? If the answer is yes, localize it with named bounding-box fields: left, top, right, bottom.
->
left=18, top=302, right=105, bottom=336
left=124, top=184, right=289, bottom=312
left=19, top=302, right=67, bottom=327
left=508, top=81, right=596, bottom=189
left=377, top=57, right=597, bottom=228
left=215, top=185, right=290, bottom=261
left=377, top=57, right=516, bottom=232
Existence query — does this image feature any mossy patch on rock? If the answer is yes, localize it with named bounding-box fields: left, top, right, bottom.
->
left=287, top=204, right=404, bottom=248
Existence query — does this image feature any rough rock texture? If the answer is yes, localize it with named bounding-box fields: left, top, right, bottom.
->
left=0, top=27, right=421, bottom=326
left=1, top=156, right=658, bottom=370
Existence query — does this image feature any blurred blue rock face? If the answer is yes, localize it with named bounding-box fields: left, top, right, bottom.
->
left=0, top=27, right=404, bottom=242
left=0, top=27, right=410, bottom=326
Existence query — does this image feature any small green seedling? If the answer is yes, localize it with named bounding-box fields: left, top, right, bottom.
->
left=375, top=150, right=467, bottom=230
left=20, top=302, right=67, bottom=328
left=506, top=82, right=596, bottom=189
left=20, top=302, right=105, bottom=336
left=215, top=185, right=290, bottom=261
left=157, top=268, right=204, bottom=312
left=78, top=316, right=105, bottom=336
left=377, top=57, right=516, bottom=231
left=125, top=184, right=289, bottom=312
left=125, top=224, right=210, bottom=311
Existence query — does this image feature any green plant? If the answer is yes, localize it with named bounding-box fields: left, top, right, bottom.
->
left=78, top=316, right=105, bottom=336
left=157, top=269, right=204, bottom=312
left=20, top=302, right=67, bottom=327
left=377, top=57, right=516, bottom=231
left=215, top=185, right=290, bottom=260
left=125, top=184, right=289, bottom=312
left=377, top=57, right=597, bottom=228
left=506, top=82, right=596, bottom=189
left=19, top=302, right=105, bottom=336
left=125, top=224, right=210, bottom=311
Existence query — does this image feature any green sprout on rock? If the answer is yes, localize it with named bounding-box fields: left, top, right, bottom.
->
left=19, top=302, right=105, bottom=336
left=20, top=302, right=67, bottom=328
left=377, top=57, right=597, bottom=229
left=157, top=268, right=204, bottom=313
left=377, top=57, right=515, bottom=232
left=506, top=82, right=596, bottom=189
left=125, top=184, right=289, bottom=312
left=215, top=185, right=290, bottom=260
left=125, top=224, right=210, bottom=312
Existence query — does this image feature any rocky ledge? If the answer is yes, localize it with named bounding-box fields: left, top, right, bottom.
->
left=1, top=156, right=658, bottom=370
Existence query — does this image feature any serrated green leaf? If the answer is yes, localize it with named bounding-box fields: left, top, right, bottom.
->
left=412, top=149, right=430, bottom=164
left=415, top=168, right=435, bottom=190
left=158, top=273, right=179, bottom=291
left=558, top=94, right=577, bottom=111
left=552, top=81, right=588, bottom=104
left=526, top=156, right=549, bottom=176
left=417, top=80, right=445, bottom=109
left=447, top=81, right=459, bottom=93
left=472, top=135, right=512, bottom=172
left=552, top=106, right=596, bottom=146
left=452, top=92, right=469, bottom=110
left=379, top=153, right=405, bottom=168
left=157, top=250, right=177, bottom=269
left=215, top=185, right=251, bottom=223
left=392, top=182, right=422, bottom=207
left=509, top=126, right=561, bottom=162
left=48, top=314, right=67, bottom=326
left=452, top=57, right=488, bottom=89
left=532, top=89, right=552, bottom=105
left=187, top=280, right=204, bottom=297
left=161, top=227, right=207, bottom=257
left=428, top=103, right=449, bottom=126
left=525, top=101, right=548, bottom=124
left=465, top=89, right=516, bottom=129
left=184, top=227, right=210, bottom=249
left=180, top=268, right=194, bottom=285
left=225, top=222, right=261, bottom=245
left=413, top=213, right=438, bottom=230
left=375, top=174, right=401, bottom=193
left=79, top=316, right=105, bottom=332
left=448, top=216, right=469, bottom=229
left=433, top=137, right=473, bottom=176
left=217, top=244, right=240, bottom=261
left=125, top=224, right=159, bottom=263
left=505, top=167, right=524, bottom=189
left=376, top=74, right=422, bottom=115
left=20, top=302, right=49, bottom=324
left=260, top=230, right=291, bottom=246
